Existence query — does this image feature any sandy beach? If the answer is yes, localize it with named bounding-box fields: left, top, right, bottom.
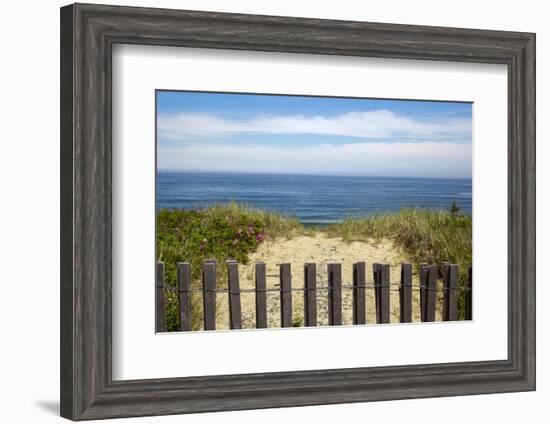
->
left=215, top=233, right=444, bottom=330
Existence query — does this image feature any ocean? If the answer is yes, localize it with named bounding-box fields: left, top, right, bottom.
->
left=157, top=172, right=472, bottom=224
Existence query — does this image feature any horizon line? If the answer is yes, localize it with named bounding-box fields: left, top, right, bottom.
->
left=156, top=169, right=472, bottom=180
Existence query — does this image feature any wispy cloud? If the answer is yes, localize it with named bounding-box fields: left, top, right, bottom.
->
left=158, top=110, right=471, bottom=142
left=158, top=141, right=472, bottom=178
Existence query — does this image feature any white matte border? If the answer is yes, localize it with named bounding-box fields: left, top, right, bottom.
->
left=112, top=45, right=508, bottom=380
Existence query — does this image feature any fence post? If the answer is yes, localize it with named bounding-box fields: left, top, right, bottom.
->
left=280, top=263, right=292, bottom=327
left=379, top=264, right=390, bottom=323
left=419, top=263, right=429, bottom=322
left=304, top=263, right=317, bottom=327
left=424, top=265, right=437, bottom=322
left=255, top=262, right=267, bottom=329
left=400, top=263, right=412, bottom=323
left=374, top=263, right=390, bottom=323
left=373, top=263, right=381, bottom=320
left=353, top=262, right=366, bottom=325
left=466, top=266, right=473, bottom=320
left=227, top=260, right=242, bottom=329
left=156, top=262, right=167, bottom=332
left=202, top=260, right=217, bottom=331
left=328, top=263, right=342, bottom=325
left=443, top=264, right=458, bottom=321
left=177, top=262, right=192, bottom=331
left=441, top=262, right=450, bottom=320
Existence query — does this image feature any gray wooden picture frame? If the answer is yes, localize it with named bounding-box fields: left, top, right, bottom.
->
left=60, top=3, right=536, bottom=421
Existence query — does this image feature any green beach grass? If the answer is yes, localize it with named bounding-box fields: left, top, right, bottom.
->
left=326, top=208, right=471, bottom=275
left=157, top=203, right=472, bottom=330
left=326, top=208, right=472, bottom=317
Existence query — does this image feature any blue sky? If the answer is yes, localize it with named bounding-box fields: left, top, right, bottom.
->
left=156, top=90, right=472, bottom=178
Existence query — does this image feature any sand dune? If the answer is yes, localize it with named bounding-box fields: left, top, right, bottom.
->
left=215, top=233, right=444, bottom=330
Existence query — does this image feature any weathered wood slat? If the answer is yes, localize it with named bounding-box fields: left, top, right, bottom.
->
left=227, top=261, right=242, bottom=329
left=442, top=263, right=450, bottom=320
left=280, top=263, right=292, bottom=327
left=304, top=263, right=317, bottom=327
left=202, top=261, right=217, bottom=331
left=372, top=263, right=381, bottom=321
left=379, top=264, right=390, bottom=324
left=177, top=262, right=192, bottom=331
left=425, top=265, right=437, bottom=322
left=155, top=262, right=167, bottom=332
left=443, top=264, right=458, bottom=321
left=328, top=263, right=342, bottom=325
left=352, top=262, right=366, bottom=325
left=399, top=263, right=413, bottom=323
left=255, top=262, right=267, bottom=329
left=419, top=263, right=429, bottom=322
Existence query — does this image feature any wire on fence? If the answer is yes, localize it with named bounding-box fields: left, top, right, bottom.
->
left=163, top=284, right=471, bottom=294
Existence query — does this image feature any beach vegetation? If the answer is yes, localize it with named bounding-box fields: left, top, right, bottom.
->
left=326, top=208, right=472, bottom=317
left=157, top=203, right=302, bottom=330
left=158, top=204, right=472, bottom=329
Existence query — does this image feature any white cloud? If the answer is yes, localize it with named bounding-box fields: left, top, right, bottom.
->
left=158, top=110, right=471, bottom=141
left=158, top=141, right=472, bottom=178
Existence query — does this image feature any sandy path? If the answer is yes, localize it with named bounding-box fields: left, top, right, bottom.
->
left=215, top=233, right=444, bottom=330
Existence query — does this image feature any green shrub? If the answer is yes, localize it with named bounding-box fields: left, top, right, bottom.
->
left=157, top=203, right=302, bottom=330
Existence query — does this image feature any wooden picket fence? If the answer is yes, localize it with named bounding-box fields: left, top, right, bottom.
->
left=155, top=261, right=473, bottom=332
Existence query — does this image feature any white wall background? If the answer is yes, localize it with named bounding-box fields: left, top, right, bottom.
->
left=0, top=0, right=546, bottom=422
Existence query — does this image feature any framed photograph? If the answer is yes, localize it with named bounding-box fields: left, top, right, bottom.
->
left=153, top=90, right=473, bottom=333
left=60, top=3, right=535, bottom=420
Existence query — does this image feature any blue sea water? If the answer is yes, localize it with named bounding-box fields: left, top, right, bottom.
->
left=157, top=172, right=472, bottom=224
